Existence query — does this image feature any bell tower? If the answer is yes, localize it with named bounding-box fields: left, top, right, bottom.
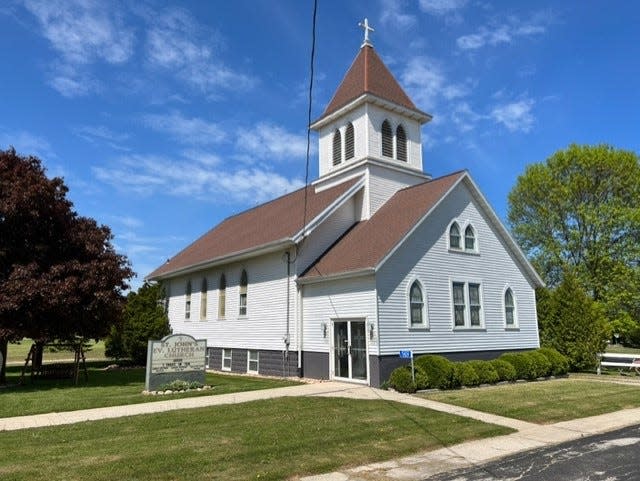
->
left=311, top=20, right=433, bottom=218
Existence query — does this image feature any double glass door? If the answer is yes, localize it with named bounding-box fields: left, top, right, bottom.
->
left=333, top=320, right=367, bottom=381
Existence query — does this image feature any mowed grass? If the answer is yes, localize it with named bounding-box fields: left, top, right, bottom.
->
left=0, top=363, right=300, bottom=418
left=422, top=379, right=640, bottom=424
left=6, top=339, right=107, bottom=364
left=0, top=397, right=512, bottom=481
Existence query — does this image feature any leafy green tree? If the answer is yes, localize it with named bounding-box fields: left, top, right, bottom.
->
left=538, top=271, right=609, bottom=371
left=106, top=282, right=171, bottom=365
left=0, top=148, right=133, bottom=382
left=508, top=144, right=640, bottom=315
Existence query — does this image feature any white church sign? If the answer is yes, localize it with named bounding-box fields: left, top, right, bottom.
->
left=145, top=334, right=207, bottom=391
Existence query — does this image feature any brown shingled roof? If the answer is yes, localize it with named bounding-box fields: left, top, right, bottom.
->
left=147, top=178, right=361, bottom=279
left=320, top=45, right=418, bottom=118
left=300, top=171, right=466, bottom=280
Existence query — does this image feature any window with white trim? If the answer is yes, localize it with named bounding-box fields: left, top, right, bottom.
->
left=218, top=274, right=226, bottom=318
left=464, top=225, right=476, bottom=250
left=247, top=350, right=259, bottom=373
left=239, top=269, right=248, bottom=316
left=449, top=223, right=461, bottom=249
left=409, top=280, right=426, bottom=327
left=452, top=281, right=484, bottom=328
left=222, top=348, right=232, bottom=371
left=200, top=277, right=208, bottom=320
left=185, top=280, right=192, bottom=320
left=504, top=288, right=516, bottom=327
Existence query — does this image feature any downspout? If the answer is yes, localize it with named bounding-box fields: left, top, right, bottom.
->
left=284, top=250, right=291, bottom=377
left=298, top=284, right=303, bottom=376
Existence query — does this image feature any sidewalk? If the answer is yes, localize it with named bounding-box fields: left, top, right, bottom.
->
left=2, top=380, right=640, bottom=480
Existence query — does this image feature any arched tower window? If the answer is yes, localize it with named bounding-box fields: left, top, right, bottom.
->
left=449, top=223, right=461, bottom=249
left=218, top=274, right=226, bottom=318
left=396, top=124, right=407, bottom=161
left=332, top=129, right=342, bottom=166
left=381, top=120, right=393, bottom=158
left=464, top=225, right=476, bottom=250
left=504, top=288, right=516, bottom=326
left=185, top=280, right=192, bottom=320
left=345, top=122, right=354, bottom=160
left=200, top=278, right=208, bottom=320
left=239, top=269, right=248, bottom=316
left=409, top=281, right=424, bottom=326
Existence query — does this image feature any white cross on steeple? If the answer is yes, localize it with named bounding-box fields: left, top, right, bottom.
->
left=359, top=18, right=374, bottom=47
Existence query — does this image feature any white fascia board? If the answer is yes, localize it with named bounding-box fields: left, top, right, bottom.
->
left=375, top=173, right=466, bottom=273
left=461, top=175, right=546, bottom=288
left=310, top=93, right=432, bottom=130
left=296, top=267, right=375, bottom=285
left=146, top=238, right=295, bottom=281
left=292, top=177, right=366, bottom=242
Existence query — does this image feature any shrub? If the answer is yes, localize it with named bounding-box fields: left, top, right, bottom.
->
left=490, top=359, right=517, bottom=382
left=454, top=362, right=480, bottom=387
left=388, top=366, right=416, bottom=393
left=158, top=380, right=204, bottom=391
left=466, top=360, right=499, bottom=385
left=414, top=355, right=455, bottom=389
left=526, top=351, right=553, bottom=378
left=499, top=352, right=535, bottom=380
left=537, top=347, right=569, bottom=375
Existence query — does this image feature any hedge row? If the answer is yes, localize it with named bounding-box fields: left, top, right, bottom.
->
left=388, top=348, right=569, bottom=393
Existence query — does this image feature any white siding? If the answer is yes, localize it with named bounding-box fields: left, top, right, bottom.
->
left=296, top=195, right=359, bottom=275
left=317, top=105, right=368, bottom=177
left=368, top=163, right=426, bottom=215
left=376, top=182, right=540, bottom=356
left=366, top=104, right=423, bottom=170
left=164, top=250, right=297, bottom=351
left=301, top=276, right=378, bottom=355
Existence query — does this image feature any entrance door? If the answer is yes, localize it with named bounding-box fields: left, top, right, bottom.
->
left=332, top=320, right=367, bottom=382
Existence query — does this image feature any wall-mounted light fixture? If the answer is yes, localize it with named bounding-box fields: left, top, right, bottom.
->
left=369, top=322, right=375, bottom=340
left=321, top=322, right=328, bottom=339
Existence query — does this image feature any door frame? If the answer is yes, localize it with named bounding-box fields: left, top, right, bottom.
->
left=329, top=318, right=370, bottom=385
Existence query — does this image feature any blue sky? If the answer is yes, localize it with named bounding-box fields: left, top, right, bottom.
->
left=2, top=0, right=639, bottom=289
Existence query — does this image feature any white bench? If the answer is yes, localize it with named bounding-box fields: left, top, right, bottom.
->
left=597, top=353, right=640, bottom=375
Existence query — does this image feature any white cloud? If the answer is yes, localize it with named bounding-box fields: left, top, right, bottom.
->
left=236, top=123, right=311, bottom=162
left=93, top=153, right=303, bottom=204
left=379, top=0, right=416, bottom=29
left=457, top=12, right=551, bottom=50
left=400, top=56, right=469, bottom=109
left=0, top=129, right=54, bottom=159
left=419, top=0, right=467, bottom=16
left=24, top=0, right=134, bottom=64
left=490, top=99, right=535, bottom=132
left=143, top=111, right=226, bottom=145
left=73, top=124, right=130, bottom=150
left=146, top=7, right=255, bottom=94
left=451, top=102, right=486, bottom=132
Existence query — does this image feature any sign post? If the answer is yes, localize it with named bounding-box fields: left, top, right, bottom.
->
left=399, top=350, right=415, bottom=384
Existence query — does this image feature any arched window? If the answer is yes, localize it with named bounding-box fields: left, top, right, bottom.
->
left=381, top=120, right=393, bottom=158
left=465, top=225, right=475, bottom=250
left=449, top=223, right=461, bottom=249
left=409, top=281, right=424, bottom=326
left=218, top=274, right=226, bottom=318
left=504, top=288, right=516, bottom=326
left=200, top=278, right=208, bottom=320
left=396, top=124, right=407, bottom=161
left=239, top=270, right=248, bottom=316
left=332, top=129, right=342, bottom=166
left=345, top=122, right=354, bottom=160
left=185, top=280, right=192, bottom=320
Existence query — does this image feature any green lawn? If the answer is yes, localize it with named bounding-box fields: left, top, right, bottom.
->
left=0, top=363, right=300, bottom=418
left=0, top=397, right=512, bottom=481
left=605, top=344, right=640, bottom=355
left=6, top=339, right=107, bottom=364
left=422, top=378, right=640, bottom=424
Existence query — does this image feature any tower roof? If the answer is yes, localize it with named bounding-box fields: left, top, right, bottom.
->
left=319, top=45, right=422, bottom=119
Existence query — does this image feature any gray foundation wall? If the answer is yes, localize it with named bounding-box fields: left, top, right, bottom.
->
left=302, top=351, right=330, bottom=380
left=206, top=347, right=298, bottom=377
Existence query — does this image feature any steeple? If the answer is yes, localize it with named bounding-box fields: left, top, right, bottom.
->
left=311, top=21, right=433, bottom=219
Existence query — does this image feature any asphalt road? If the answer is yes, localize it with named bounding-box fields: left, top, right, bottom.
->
left=426, top=424, right=640, bottom=481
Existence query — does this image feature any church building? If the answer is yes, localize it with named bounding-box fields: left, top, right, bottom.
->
left=147, top=24, right=543, bottom=387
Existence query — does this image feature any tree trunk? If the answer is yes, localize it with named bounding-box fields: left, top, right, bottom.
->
left=0, top=338, right=7, bottom=384
left=34, top=341, right=44, bottom=369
